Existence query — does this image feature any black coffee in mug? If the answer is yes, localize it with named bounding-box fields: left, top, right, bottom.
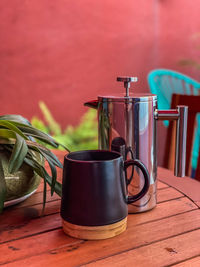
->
left=61, top=150, right=149, bottom=240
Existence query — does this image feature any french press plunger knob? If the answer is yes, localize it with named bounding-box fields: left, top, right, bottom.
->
left=117, top=77, right=138, bottom=97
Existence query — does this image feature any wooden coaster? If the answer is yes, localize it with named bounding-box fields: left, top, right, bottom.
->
left=62, top=217, right=127, bottom=240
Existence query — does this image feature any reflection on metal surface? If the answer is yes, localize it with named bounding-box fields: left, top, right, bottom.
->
left=98, top=103, right=111, bottom=149
left=85, top=76, right=188, bottom=213
left=128, top=183, right=157, bottom=212
left=111, top=137, right=134, bottom=183
left=98, top=97, right=157, bottom=213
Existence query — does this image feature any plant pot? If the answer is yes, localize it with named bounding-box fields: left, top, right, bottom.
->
left=0, top=149, right=41, bottom=207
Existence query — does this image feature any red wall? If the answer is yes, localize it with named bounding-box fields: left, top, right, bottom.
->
left=0, top=0, right=200, bottom=164
left=0, top=1, right=159, bottom=125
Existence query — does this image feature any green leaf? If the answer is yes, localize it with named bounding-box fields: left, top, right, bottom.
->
left=0, top=116, right=65, bottom=213
left=27, top=144, right=59, bottom=196
left=0, top=121, right=28, bottom=140
left=45, top=156, right=57, bottom=196
left=42, top=173, right=47, bottom=214
left=8, top=134, right=28, bottom=173
left=24, top=156, right=62, bottom=197
left=0, top=129, right=16, bottom=140
left=9, top=121, right=69, bottom=150
left=37, top=147, right=63, bottom=168
left=39, top=101, right=62, bottom=135
left=25, top=143, right=62, bottom=197
left=22, top=155, right=48, bottom=213
left=5, top=121, right=59, bottom=146
left=0, top=115, right=31, bottom=124
left=24, top=155, right=45, bottom=176
left=31, top=116, right=49, bottom=134
left=0, top=159, right=6, bottom=213
left=25, top=141, right=63, bottom=168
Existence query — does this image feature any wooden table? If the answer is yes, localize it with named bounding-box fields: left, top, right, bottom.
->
left=1, top=152, right=200, bottom=266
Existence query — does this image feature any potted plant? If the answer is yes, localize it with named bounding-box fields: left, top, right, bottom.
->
left=0, top=114, right=69, bottom=213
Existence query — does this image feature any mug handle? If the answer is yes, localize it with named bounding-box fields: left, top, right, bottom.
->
left=125, top=146, right=135, bottom=184
left=124, top=159, right=150, bottom=204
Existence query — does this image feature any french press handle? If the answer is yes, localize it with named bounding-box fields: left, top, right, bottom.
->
left=155, top=106, right=188, bottom=177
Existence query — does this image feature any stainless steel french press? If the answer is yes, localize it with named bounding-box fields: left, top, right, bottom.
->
left=85, top=77, right=188, bottom=213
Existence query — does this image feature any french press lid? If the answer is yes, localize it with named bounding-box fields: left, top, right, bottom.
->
left=98, top=76, right=157, bottom=102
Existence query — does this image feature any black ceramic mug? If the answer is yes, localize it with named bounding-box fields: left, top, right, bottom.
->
left=61, top=150, right=150, bottom=229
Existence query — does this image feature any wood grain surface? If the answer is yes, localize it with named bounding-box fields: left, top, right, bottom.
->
left=0, top=154, right=200, bottom=267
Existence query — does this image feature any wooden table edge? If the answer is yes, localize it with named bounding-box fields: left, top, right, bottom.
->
left=158, top=166, right=200, bottom=207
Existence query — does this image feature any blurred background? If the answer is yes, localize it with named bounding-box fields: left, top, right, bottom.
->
left=0, top=0, right=199, bottom=165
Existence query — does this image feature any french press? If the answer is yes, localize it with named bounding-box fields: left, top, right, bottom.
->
left=85, top=77, right=188, bottom=213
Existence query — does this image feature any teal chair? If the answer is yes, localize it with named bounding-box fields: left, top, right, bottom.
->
left=147, top=69, right=200, bottom=177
